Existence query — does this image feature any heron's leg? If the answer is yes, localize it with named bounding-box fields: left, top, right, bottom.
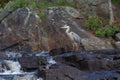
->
left=72, top=42, right=78, bottom=51
left=75, top=42, right=79, bottom=50
left=72, top=42, right=75, bottom=51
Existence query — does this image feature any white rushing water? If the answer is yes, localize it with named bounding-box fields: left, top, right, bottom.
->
left=0, top=60, right=43, bottom=80
left=46, top=56, right=57, bottom=69
left=3, top=60, right=21, bottom=72
left=0, top=51, right=57, bottom=80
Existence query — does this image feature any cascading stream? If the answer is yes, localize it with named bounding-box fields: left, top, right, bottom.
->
left=0, top=51, right=47, bottom=80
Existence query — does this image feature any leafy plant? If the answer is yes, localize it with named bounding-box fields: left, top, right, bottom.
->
left=9, top=0, right=29, bottom=9
left=85, top=16, right=102, bottom=31
left=95, top=28, right=105, bottom=37
left=112, top=0, right=120, bottom=4
left=95, top=25, right=119, bottom=37
left=105, top=25, right=119, bottom=37
left=38, top=12, right=45, bottom=20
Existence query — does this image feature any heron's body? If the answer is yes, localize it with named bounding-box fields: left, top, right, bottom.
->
left=61, top=25, right=81, bottom=43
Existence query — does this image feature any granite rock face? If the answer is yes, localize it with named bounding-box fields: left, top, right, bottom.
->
left=0, top=7, right=41, bottom=51
left=81, top=38, right=113, bottom=50
left=72, top=0, right=116, bottom=17
left=44, top=6, right=113, bottom=50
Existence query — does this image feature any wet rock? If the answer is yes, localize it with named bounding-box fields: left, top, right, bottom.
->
left=55, top=56, right=114, bottom=71
left=79, top=60, right=114, bottom=71
left=18, top=56, right=39, bottom=71
left=54, top=49, right=120, bottom=71
left=105, top=77, right=118, bottom=80
left=0, top=78, right=6, bottom=80
left=49, top=48, right=67, bottom=56
left=39, top=65, right=120, bottom=80
left=39, top=65, right=85, bottom=80
left=13, top=75, right=38, bottom=80
left=0, top=52, right=8, bottom=60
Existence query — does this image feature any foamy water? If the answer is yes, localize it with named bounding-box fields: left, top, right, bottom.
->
left=0, top=51, right=54, bottom=80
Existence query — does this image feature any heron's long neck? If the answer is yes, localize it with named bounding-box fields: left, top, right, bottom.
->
left=66, top=27, right=70, bottom=33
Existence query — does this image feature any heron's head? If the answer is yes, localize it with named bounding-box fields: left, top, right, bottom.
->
left=61, top=24, right=70, bottom=29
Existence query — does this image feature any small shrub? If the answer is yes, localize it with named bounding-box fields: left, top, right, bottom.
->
left=95, top=25, right=119, bottom=37
left=112, top=0, right=120, bottom=4
left=38, top=12, right=45, bottom=20
left=105, top=25, right=119, bottom=37
left=85, top=16, right=102, bottom=31
left=95, top=28, right=105, bottom=37
left=9, top=0, right=29, bottom=9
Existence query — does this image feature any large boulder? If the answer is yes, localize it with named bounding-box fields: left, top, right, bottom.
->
left=13, top=75, right=39, bottom=80
left=0, top=7, right=41, bottom=51
left=39, top=65, right=120, bottom=80
left=18, top=56, right=39, bottom=71
left=39, top=65, right=85, bottom=80
left=42, top=6, right=89, bottom=51
left=54, top=49, right=120, bottom=71
left=0, top=5, right=114, bottom=51
left=81, top=38, right=113, bottom=50
left=44, top=6, right=113, bottom=50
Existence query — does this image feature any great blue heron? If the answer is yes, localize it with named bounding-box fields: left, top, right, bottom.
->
left=61, top=25, right=84, bottom=50
left=61, top=25, right=81, bottom=43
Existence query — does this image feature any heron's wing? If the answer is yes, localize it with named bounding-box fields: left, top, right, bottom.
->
left=71, top=32, right=81, bottom=42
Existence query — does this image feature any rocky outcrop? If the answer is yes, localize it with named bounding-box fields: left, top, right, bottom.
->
left=40, top=65, right=120, bottom=80
left=0, top=7, right=41, bottom=51
left=81, top=38, right=113, bottom=50
left=18, top=56, right=39, bottom=71
left=1, top=49, right=120, bottom=80
left=44, top=6, right=113, bottom=50
left=72, top=0, right=117, bottom=17
left=54, top=49, right=120, bottom=71
left=0, top=2, right=115, bottom=51
left=38, top=49, right=120, bottom=80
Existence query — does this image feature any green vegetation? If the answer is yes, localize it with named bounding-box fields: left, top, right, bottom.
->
left=85, top=16, right=102, bottom=31
left=0, top=0, right=9, bottom=7
left=95, top=25, right=119, bottom=37
left=85, top=16, right=119, bottom=37
left=112, top=0, right=120, bottom=4
left=0, top=0, right=75, bottom=19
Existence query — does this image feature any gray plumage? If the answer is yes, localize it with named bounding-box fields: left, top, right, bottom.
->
left=61, top=25, right=81, bottom=42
